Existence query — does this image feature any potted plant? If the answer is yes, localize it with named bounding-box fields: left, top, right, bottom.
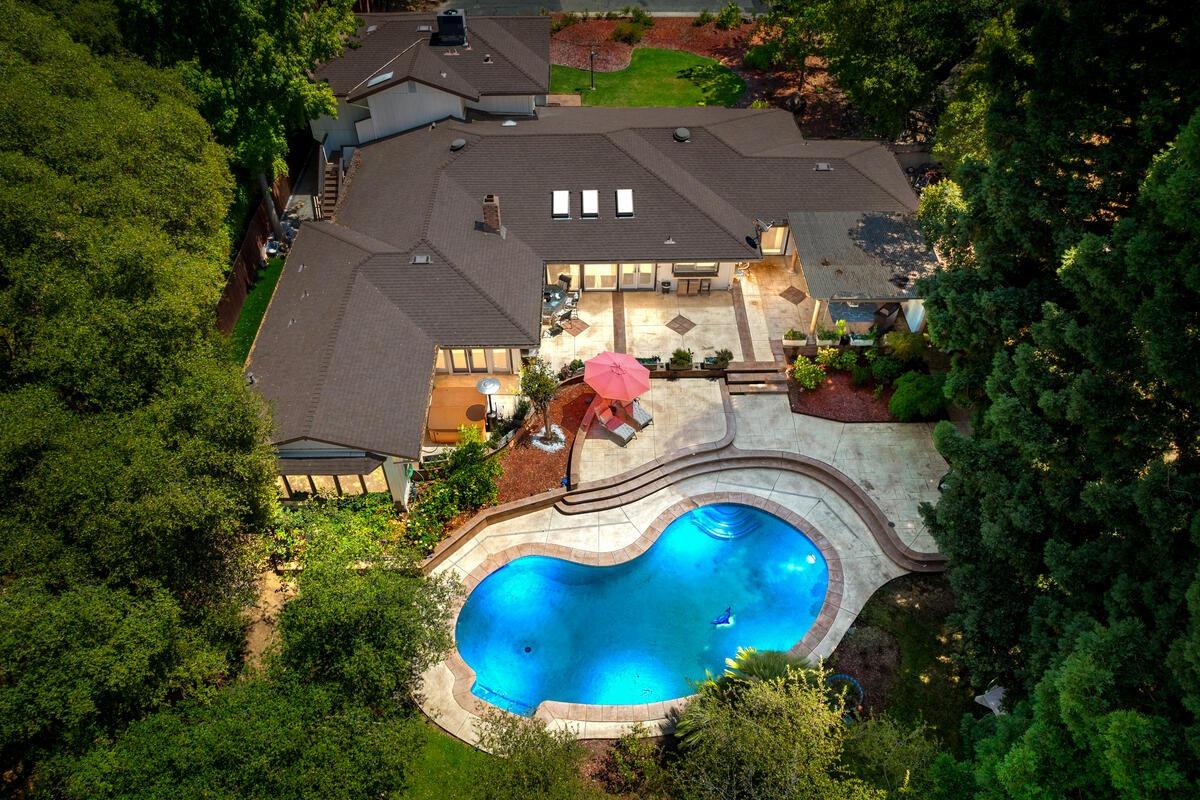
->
left=783, top=328, right=806, bottom=347
left=814, top=327, right=838, bottom=347
left=704, top=347, right=734, bottom=369
left=835, top=319, right=850, bottom=346
left=849, top=326, right=876, bottom=346
left=669, top=347, right=694, bottom=371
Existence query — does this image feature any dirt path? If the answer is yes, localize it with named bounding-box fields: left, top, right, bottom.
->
left=243, top=569, right=295, bottom=669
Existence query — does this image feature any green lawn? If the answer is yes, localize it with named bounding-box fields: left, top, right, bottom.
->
left=404, top=721, right=493, bottom=800
left=551, top=48, right=745, bottom=107
left=229, top=255, right=284, bottom=364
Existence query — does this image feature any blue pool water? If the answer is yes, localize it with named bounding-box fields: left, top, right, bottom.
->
left=455, top=503, right=829, bottom=714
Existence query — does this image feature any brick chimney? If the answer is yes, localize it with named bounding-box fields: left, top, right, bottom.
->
left=482, top=194, right=505, bottom=237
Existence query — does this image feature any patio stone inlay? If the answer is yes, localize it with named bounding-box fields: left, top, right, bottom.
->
left=780, top=285, right=808, bottom=305
left=665, top=314, right=696, bottom=335
left=563, top=318, right=589, bottom=336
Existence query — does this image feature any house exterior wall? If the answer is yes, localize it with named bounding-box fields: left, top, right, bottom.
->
left=546, top=262, right=738, bottom=293
left=466, top=94, right=536, bottom=115
left=310, top=97, right=371, bottom=153
left=363, top=82, right=465, bottom=142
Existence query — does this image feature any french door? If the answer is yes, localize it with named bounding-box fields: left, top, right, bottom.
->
left=619, top=262, right=655, bottom=290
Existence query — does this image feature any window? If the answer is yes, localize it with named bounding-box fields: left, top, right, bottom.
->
left=547, top=263, right=580, bottom=289
left=552, top=190, right=570, bottom=219
left=469, top=349, right=488, bottom=373
left=583, top=263, right=618, bottom=290
left=581, top=190, right=598, bottom=218
left=615, top=189, right=634, bottom=218
left=434, top=349, right=448, bottom=372
left=366, top=71, right=394, bottom=88
left=490, top=349, right=511, bottom=373
left=450, top=349, right=470, bottom=373
left=672, top=262, right=719, bottom=276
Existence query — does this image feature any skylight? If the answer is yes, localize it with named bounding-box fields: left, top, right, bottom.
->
left=366, top=71, right=394, bottom=88
left=411, top=254, right=431, bottom=264
left=616, top=189, right=634, bottom=218
left=814, top=162, right=833, bottom=171
left=581, top=190, right=598, bottom=219
left=552, top=190, right=570, bottom=220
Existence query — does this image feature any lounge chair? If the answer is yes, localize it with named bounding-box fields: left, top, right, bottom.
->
left=627, top=399, right=652, bottom=427
left=596, top=407, right=636, bottom=446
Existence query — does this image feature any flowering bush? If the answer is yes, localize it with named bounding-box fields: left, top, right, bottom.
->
left=791, top=356, right=826, bottom=390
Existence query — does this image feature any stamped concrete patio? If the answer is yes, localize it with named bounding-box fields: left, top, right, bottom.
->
left=417, top=376, right=948, bottom=745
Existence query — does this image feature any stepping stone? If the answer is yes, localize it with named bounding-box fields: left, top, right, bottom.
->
left=666, top=314, right=696, bottom=335
left=780, top=286, right=808, bottom=305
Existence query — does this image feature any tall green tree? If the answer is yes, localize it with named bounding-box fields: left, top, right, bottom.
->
left=817, top=0, right=998, bottom=137
left=917, top=2, right=1200, bottom=794
left=0, top=3, right=275, bottom=783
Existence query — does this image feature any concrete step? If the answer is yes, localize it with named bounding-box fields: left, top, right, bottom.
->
left=728, top=384, right=789, bottom=395
left=726, top=372, right=785, bottom=385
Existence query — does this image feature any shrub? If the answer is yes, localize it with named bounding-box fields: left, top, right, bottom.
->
left=628, top=6, right=654, bottom=26
left=784, top=327, right=805, bottom=340
left=791, top=356, right=826, bottom=390
left=743, top=41, right=779, bottom=71
left=600, top=724, right=667, bottom=795
left=712, top=348, right=733, bottom=368
left=551, top=11, right=579, bottom=32
left=884, top=331, right=929, bottom=364
left=888, top=371, right=948, bottom=421
left=816, top=347, right=858, bottom=372
left=850, top=363, right=873, bottom=387
left=670, top=347, right=694, bottom=369
left=715, top=1, right=741, bottom=30
left=867, top=350, right=904, bottom=386
left=604, top=10, right=621, bottom=19
left=750, top=98, right=772, bottom=109
left=611, top=21, right=643, bottom=44
left=474, top=710, right=595, bottom=800
left=694, top=8, right=715, bottom=26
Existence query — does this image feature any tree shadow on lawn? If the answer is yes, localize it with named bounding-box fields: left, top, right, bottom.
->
left=678, top=62, right=746, bottom=107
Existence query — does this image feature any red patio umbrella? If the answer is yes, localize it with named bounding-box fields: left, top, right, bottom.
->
left=583, top=351, right=651, bottom=403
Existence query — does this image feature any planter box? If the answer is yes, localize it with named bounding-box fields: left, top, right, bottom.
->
left=813, top=338, right=835, bottom=347
left=782, top=337, right=806, bottom=347
left=849, top=336, right=875, bottom=347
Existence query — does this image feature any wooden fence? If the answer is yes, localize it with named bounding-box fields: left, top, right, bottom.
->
left=215, top=172, right=292, bottom=334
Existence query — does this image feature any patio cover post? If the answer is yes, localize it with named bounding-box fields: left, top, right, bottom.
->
left=806, top=298, right=823, bottom=342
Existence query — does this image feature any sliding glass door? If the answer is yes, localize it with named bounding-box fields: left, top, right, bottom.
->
left=582, top=263, right=618, bottom=291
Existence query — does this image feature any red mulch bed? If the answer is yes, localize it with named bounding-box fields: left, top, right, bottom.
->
left=788, top=370, right=894, bottom=422
left=551, top=18, right=752, bottom=72
left=550, top=17, right=863, bottom=137
left=494, top=383, right=594, bottom=504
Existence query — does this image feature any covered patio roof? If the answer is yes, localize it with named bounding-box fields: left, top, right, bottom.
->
left=788, top=211, right=938, bottom=301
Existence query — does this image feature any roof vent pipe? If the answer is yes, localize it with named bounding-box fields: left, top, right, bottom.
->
left=449, top=138, right=467, bottom=152
left=673, top=127, right=691, bottom=143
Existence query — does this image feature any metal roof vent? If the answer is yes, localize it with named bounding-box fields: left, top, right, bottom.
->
left=366, top=71, right=393, bottom=88
left=449, top=138, right=467, bottom=152
left=417, top=24, right=433, bottom=32
left=814, top=162, right=833, bottom=171
left=673, top=127, right=691, bottom=143
left=411, top=254, right=432, bottom=265
left=483, top=53, right=493, bottom=64
left=501, top=119, right=516, bottom=127
left=366, top=24, right=378, bottom=33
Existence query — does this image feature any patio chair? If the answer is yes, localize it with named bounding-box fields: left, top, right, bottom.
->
left=557, top=274, right=572, bottom=292
left=627, top=399, right=653, bottom=427
left=595, top=407, right=636, bottom=446
left=636, top=356, right=662, bottom=370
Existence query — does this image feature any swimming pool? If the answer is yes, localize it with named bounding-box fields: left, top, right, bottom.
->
left=455, top=503, right=829, bottom=714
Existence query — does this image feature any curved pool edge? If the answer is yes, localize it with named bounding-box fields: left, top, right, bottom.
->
left=421, top=492, right=844, bottom=744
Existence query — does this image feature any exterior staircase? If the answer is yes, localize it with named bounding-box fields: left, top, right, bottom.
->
left=723, top=361, right=789, bottom=395
left=319, top=149, right=341, bottom=219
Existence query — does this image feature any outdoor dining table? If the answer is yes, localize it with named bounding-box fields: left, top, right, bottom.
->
left=542, top=285, right=566, bottom=315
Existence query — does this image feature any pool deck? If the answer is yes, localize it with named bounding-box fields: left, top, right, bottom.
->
left=418, top=379, right=947, bottom=745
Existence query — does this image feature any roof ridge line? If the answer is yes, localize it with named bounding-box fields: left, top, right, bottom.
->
left=605, top=129, right=752, bottom=253
left=467, top=21, right=544, bottom=89
left=299, top=250, right=377, bottom=435
left=421, top=231, right=540, bottom=342
left=842, top=148, right=919, bottom=211
left=417, top=46, right=479, bottom=100
left=308, top=220, right=400, bottom=254
left=347, top=36, right=425, bottom=96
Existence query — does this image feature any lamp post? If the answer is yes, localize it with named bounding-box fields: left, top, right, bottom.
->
left=476, top=377, right=502, bottom=428
left=589, top=48, right=596, bottom=91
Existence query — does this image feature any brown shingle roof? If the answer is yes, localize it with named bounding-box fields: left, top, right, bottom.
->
left=317, top=13, right=549, bottom=100
left=250, top=108, right=921, bottom=457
